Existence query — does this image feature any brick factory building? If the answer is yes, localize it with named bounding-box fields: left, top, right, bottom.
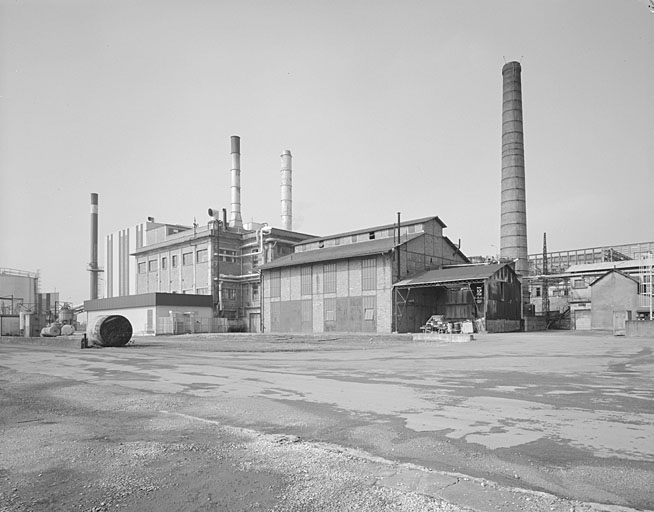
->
left=259, top=216, right=474, bottom=334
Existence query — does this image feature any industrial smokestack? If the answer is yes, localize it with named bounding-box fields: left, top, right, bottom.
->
left=230, top=135, right=243, bottom=228
left=89, top=192, right=99, bottom=300
left=280, top=149, right=292, bottom=231
left=500, top=61, right=528, bottom=279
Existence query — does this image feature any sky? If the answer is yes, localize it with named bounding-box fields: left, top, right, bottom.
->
left=1, top=0, right=653, bottom=305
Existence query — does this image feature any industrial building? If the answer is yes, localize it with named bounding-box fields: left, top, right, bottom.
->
left=526, top=246, right=654, bottom=331
left=94, top=136, right=315, bottom=333
left=0, top=267, right=66, bottom=336
left=259, top=216, right=524, bottom=334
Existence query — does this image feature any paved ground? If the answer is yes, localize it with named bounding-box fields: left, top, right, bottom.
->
left=0, top=331, right=652, bottom=511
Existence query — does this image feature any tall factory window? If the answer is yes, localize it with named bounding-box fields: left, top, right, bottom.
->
left=182, top=252, right=193, bottom=266
left=363, top=295, right=375, bottom=321
left=324, top=297, right=336, bottom=321
left=251, top=283, right=260, bottom=302
left=301, top=299, right=312, bottom=323
left=148, top=260, right=158, bottom=272
left=172, top=255, right=178, bottom=268
left=196, top=249, right=208, bottom=263
left=138, top=262, right=146, bottom=274
left=301, top=266, right=312, bottom=296
left=362, top=258, right=377, bottom=291
left=323, top=263, right=336, bottom=293
left=270, top=270, right=281, bottom=298
left=224, top=288, right=236, bottom=300
left=161, top=257, right=168, bottom=270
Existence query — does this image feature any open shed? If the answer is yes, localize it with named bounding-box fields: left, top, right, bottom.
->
left=393, top=263, right=522, bottom=333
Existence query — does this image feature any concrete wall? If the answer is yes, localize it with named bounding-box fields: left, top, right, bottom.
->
left=626, top=320, right=654, bottom=337
left=590, top=272, right=638, bottom=330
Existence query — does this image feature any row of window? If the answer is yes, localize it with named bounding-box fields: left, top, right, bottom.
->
left=137, top=249, right=214, bottom=274
left=270, top=258, right=377, bottom=298
left=298, top=225, right=423, bottom=253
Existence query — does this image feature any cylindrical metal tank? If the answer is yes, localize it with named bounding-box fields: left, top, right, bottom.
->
left=87, top=315, right=133, bottom=347
left=59, top=306, right=74, bottom=324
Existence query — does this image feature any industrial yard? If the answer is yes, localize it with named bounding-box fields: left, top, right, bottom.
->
left=1, top=331, right=652, bottom=512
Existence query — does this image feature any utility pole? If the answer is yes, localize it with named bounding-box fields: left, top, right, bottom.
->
left=542, top=233, right=550, bottom=319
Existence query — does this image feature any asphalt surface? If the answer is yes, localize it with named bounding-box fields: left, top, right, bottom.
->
left=1, top=331, right=652, bottom=511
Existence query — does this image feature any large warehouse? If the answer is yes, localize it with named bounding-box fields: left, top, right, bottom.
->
left=258, top=215, right=521, bottom=334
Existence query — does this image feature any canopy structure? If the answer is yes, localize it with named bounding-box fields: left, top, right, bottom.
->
left=393, top=263, right=521, bottom=333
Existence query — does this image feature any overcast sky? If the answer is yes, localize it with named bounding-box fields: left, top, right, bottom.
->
left=1, top=0, right=653, bottom=305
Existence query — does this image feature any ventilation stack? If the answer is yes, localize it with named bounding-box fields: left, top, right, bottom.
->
left=230, top=135, right=243, bottom=228
left=89, top=192, right=99, bottom=300
left=280, top=149, right=292, bottom=231
left=500, top=61, right=528, bottom=281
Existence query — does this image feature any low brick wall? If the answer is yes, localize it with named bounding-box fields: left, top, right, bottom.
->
left=626, top=320, right=654, bottom=338
left=486, top=319, right=521, bottom=333
left=524, top=316, right=547, bottom=332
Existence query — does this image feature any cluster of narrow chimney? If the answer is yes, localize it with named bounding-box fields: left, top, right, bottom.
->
left=90, top=62, right=527, bottom=305
left=228, top=135, right=293, bottom=232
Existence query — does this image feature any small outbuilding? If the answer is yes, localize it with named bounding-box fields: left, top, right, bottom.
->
left=393, top=263, right=522, bottom=333
left=84, top=293, right=215, bottom=336
left=590, top=269, right=639, bottom=331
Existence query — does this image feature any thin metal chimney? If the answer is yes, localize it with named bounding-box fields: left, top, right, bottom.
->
left=89, top=192, right=99, bottom=300
left=280, top=149, right=292, bottom=231
left=230, top=135, right=243, bottom=228
left=500, top=61, right=528, bottom=279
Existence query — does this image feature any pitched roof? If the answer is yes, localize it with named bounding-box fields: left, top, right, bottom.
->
left=296, top=216, right=446, bottom=245
left=260, top=233, right=422, bottom=270
left=394, top=263, right=510, bottom=288
left=589, top=268, right=640, bottom=287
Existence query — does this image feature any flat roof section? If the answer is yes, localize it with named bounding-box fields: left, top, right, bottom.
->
left=85, top=293, right=213, bottom=311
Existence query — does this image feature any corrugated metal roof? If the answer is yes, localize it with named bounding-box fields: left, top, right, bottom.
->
left=394, top=263, right=509, bottom=288
left=260, top=234, right=422, bottom=270
left=84, top=293, right=213, bottom=311
left=566, top=260, right=642, bottom=274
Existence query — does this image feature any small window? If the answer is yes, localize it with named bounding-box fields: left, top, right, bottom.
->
left=351, top=234, right=358, bottom=243
left=224, top=288, right=236, bottom=300
left=318, top=240, right=325, bottom=248
left=535, top=287, right=541, bottom=297
left=573, top=279, right=586, bottom=289
left=172, top=255, right=178, bottom=268
left=251, top=283, right=260, bottom=302
left=182, top=252, right=193, bottom=265
left=161, top=257, right=168, bottom=270
left=148, top=260, right=158, bottom=272
left=196, top=249, right=208, bottom=263
left=138, top=262, right=146, bottom=274
left=368, top=231, right=375, bottom=240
